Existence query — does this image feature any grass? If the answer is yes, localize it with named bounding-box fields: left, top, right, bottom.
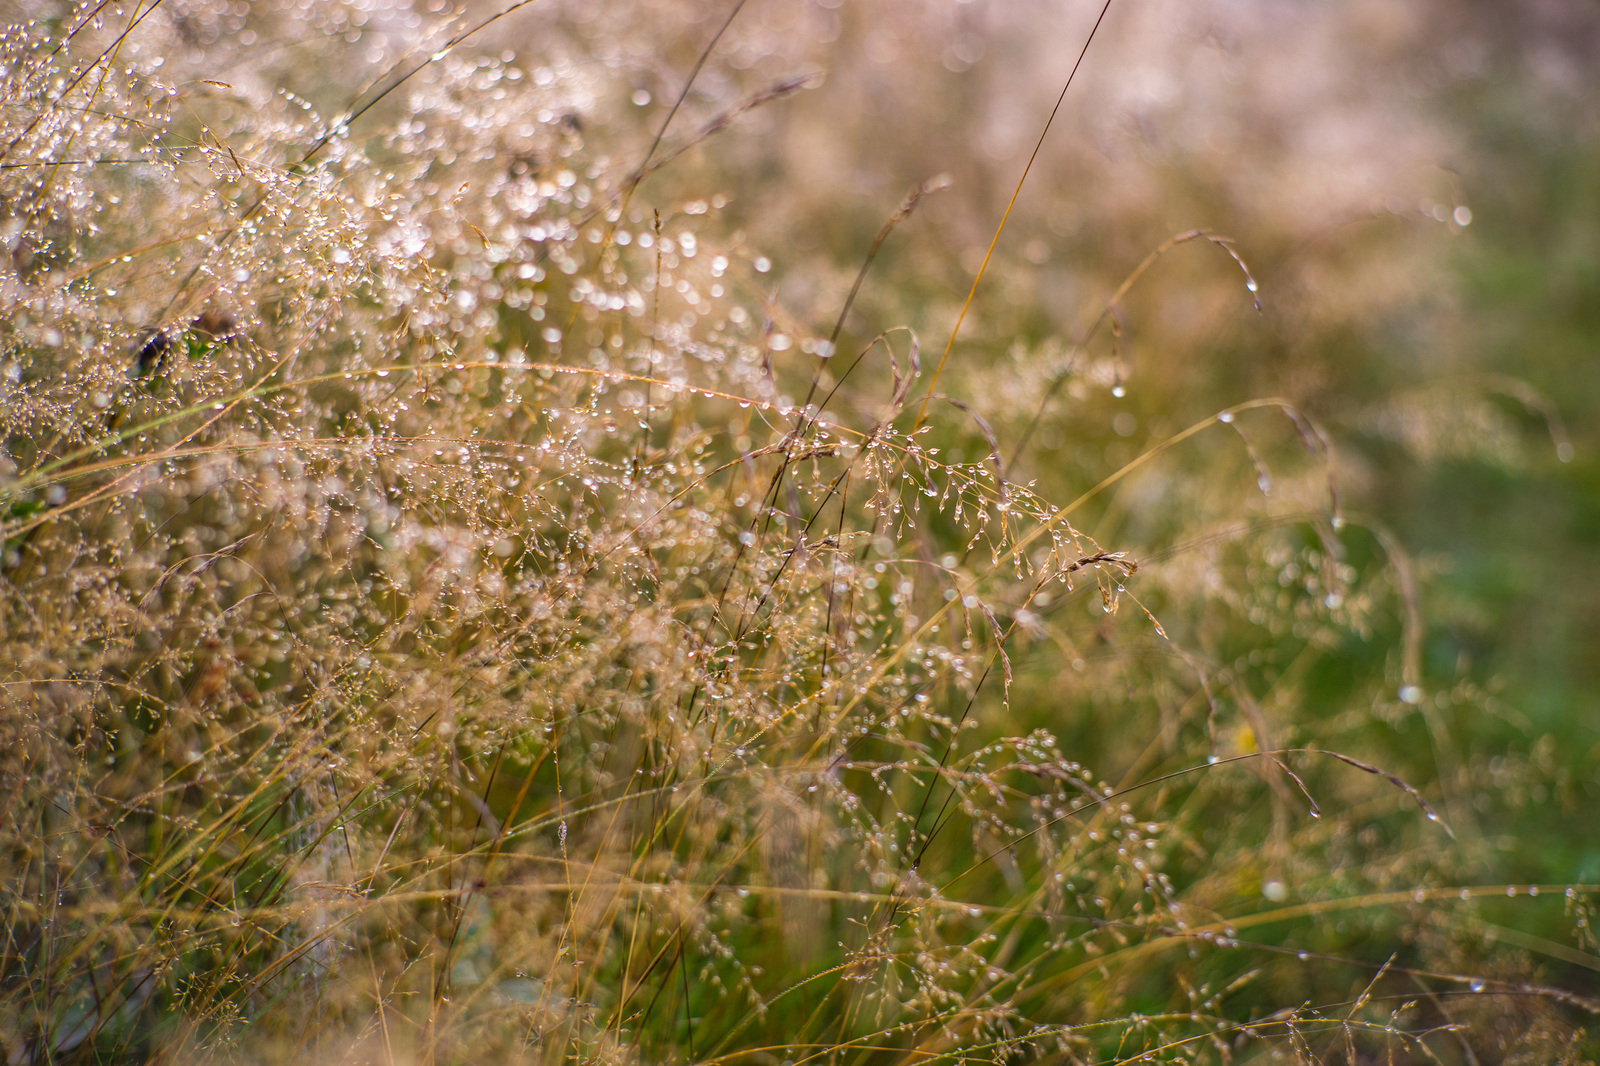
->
left=0, top=2, right=1596, bottom=1063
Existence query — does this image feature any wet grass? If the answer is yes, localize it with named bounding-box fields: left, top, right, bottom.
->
left=0, top=3, right=1597, bottom=1064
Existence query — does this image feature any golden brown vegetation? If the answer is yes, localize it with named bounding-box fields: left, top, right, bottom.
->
left=1, top=2, right=1595, bottom=1063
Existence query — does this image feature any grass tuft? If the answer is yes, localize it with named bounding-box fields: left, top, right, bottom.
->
left=0, top=3, right=1595, bottom=1064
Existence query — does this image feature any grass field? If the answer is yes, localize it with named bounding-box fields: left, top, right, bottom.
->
left=1, top=2, right=1597, bottom=1063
